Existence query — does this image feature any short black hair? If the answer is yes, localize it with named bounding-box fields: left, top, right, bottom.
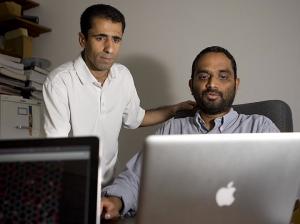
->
left=80, top=4, right=126, bottom=38
left=191, top=46, right=237, bottom=79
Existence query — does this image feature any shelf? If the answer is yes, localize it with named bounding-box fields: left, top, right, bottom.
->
left=0, top=48, right=21, bottom=58
left=0, top=0, right=39, bottom=10
left=0, top=17, right=51, bottom=37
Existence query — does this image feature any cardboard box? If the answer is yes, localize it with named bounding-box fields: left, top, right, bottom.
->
left=4, top=36, right=32, bottom=58
left=5, top=28, right=28, bottom=40
left=0, top=1, right=21, bottom=20
left=292, top=200, right=300, bottom=224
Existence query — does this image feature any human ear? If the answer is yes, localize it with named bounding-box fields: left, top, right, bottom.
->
left=79, top=32, right=86, bottom=48
left=189, top=79, right=193, bottom=94
left=235, top=78, right=240, bottom=91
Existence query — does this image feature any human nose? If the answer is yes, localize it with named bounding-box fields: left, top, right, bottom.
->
left=103, top=38, right=113, bottom=54
left=206, top=75, right=218, bottom=89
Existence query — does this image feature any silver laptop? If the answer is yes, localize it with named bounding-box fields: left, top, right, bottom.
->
left=137, top=133, right=300, bottom=224
left=0, top=137, right=100, bottom=224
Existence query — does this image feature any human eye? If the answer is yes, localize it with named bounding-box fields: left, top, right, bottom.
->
left=219, top=72, right=229, bottom=80
left=196, top=72, right=210, bottom=80
left=95, top=35, right=106, bottom=41
left=112, top=36, right=122, bottom=43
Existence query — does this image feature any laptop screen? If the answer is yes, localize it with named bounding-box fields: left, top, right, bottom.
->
left=137, top=133, right=300, bottom=224
left=0, top=137, right=99, bottom=224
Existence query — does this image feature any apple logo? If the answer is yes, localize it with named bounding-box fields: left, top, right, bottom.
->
left=215, top=181, right=236, bottom=207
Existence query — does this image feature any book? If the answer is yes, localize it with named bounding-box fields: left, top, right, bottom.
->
left=0, top=84, right=22, bottom=96
left=0, top=67, right=26, bottom=81
left=22, top=58, right=51, bottom=71
left=31, top=90, right=43, bottom=100
left=32, top=65, right=49, bottom=75
left=25, top=69, right=47, bottom=84
left=0, top=53, right=21, bottom=63
left=0, top=56, right=24, bottom=70
left=0, top=74, right=26, bottom=88
left=28, top=80, right=43, bottom=91
left=0, top=64, right=24, bottom=75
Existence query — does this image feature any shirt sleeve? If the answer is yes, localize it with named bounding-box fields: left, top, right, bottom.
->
left=102, top=152, right=143, bottom=217
left=261, top=117, right=281, bottom=133
left=122, top=70, right=145, bottom=129
left=43, top=77, right=71, bottom=137
left=101, top=122, right=169, bottom=216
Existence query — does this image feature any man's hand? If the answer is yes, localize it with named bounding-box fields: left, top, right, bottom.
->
left=172, top=100, right=197, bottom=113
left=101, top=196, right=123, bottom=220
left=141, top=100, right=197, bottom=127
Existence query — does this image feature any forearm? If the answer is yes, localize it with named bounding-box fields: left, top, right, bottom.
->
left=140, top=100, right=196, bottom=127
left=141, top=106, right=176, bottom=127
left=102, top=153, right=142, bottom=216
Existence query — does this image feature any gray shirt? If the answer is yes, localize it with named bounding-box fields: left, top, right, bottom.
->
left=102, top=109, right=280, bottom=216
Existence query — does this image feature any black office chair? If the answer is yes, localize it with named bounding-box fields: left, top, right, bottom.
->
left=233, top=100, right=293, bottom=132
left=175, top=100, right=293, bottom=132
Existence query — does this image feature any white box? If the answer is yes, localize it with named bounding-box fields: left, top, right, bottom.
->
left=0, top=94, right=42, bottom=139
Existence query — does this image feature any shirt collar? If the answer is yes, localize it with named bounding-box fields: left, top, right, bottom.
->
left=193, top=108, right=239, bottom=131
left=73, top=55, right=116, bottom=84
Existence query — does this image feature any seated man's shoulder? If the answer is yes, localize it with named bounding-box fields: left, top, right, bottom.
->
left=239, top=113, right=272, bottom=123
left=157, top=116, right=195, bottom=135
left=237, top=113, right=279, bottom=132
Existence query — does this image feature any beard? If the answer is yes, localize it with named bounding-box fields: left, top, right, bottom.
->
left=192, top=86, right=236, bottom=115
left=83, top=50, right=115, bottom=72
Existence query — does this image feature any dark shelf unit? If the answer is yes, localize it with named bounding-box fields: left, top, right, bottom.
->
left=0, top=0, right=39, bottom=10
left=0, top=0, right=51, bottom=37
left=0, top=17, right=51, bottom=37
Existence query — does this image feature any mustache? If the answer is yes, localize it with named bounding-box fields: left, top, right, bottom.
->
left=98, top=53, right=113, bottom=58
left=203, top=89, right=223, bottom=97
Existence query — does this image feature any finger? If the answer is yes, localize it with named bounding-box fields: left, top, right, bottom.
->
left=101, top=206, right=114, bottom=220
left=105, top=206, right=120, bottom=219
left=100, top=200, right=108, bottom=216
left=186, top=100, right=197, bottom=106
left=101, top=202, right=120, bottom=219
left=104, top=213, right=112, bottom=219
left=183, top=102, right=195, bottom=109
left=104, top=210, right=120, bottom=220
left=101, top=200, right=112, bottom=219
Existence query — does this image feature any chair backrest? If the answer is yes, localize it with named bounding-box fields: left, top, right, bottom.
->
left=175, top=100, right=293, bottom=132
left=233, top=100, right=293, bottom=132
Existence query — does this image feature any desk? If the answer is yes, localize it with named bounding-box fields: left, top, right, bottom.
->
left=102, top=218, right=135, bottom=224
left=101, top=206, right=300, bottom=224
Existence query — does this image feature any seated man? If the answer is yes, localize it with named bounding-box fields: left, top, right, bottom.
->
left=100, top=46, right=280, bottom=219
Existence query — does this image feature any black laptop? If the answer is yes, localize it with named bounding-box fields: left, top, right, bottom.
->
left=0, top=137, right=100, bottom=224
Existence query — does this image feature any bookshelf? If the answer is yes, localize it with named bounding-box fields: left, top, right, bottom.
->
left=0, top=0, right=51, bottom=38
left=0, top=0, right=46, bottom=139
left=0, top=48, right=20, bottom=58
left=0, top=17, right=51, bottom=37
left=0, top=0, right=39, bottom=10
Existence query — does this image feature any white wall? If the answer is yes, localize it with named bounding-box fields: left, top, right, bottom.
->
left=29, top=0, right=300, bottom=173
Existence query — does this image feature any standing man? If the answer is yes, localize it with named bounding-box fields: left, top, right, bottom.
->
left=100, top=46, right=280, bottom=219
left=43, top=4, right=194, bottom=184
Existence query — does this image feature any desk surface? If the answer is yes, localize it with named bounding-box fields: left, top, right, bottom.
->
left=102, top=218, right=135, bottom=224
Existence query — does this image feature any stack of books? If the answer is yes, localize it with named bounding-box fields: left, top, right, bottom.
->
left=0, top=53, right=26, bottom=96
left=25, top=65, right=48, bottom=100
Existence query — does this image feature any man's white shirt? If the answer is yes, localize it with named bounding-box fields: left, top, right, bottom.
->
left=43, top=55, right=145, bottom=184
